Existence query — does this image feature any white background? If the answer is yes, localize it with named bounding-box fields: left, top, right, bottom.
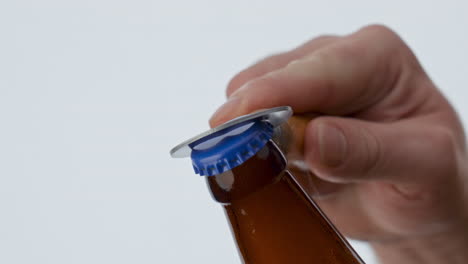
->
left=1, top=0, right=467, bottom=263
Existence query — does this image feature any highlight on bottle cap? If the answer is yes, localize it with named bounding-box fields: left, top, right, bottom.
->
left=189, top=120, right=273, bottom=176
left=169, top=106, right=292, bottom=176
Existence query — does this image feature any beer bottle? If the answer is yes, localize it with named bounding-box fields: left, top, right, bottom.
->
left=170, top=106, right=365, bottom=264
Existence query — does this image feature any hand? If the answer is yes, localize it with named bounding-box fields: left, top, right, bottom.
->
left=209, top=25, right=468, bottom=264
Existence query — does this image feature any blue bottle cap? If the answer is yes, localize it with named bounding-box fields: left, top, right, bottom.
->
left=189, top=120, right=273, bottom=176
left=169, top=106, right=293, bottom=176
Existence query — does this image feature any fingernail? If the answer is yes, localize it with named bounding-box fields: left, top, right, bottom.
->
left=317, top=123, right=347, bottom=168
left=209, top=96, right=242, bottom=127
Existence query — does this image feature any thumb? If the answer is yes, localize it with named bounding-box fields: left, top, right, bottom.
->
left=304, top=116, right=455, bottom=184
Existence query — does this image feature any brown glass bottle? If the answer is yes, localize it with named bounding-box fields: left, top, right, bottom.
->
left=171, top=107, right=364, bottom=264
left=206, top=141, right=363, bottom=264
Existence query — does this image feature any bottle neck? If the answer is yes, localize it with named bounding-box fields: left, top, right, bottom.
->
left=205, top=141, right=286, bottom=204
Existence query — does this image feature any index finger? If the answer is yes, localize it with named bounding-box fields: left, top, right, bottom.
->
left=226, top=35, right=339, bottom=97
left=210, top=25, right=419, bottom=127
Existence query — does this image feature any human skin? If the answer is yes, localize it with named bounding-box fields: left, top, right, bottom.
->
left=209, top=25, right=468, bottom=264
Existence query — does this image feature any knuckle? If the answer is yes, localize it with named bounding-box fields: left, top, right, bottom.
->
left=227, top=70, right=262, bottom=97
left=298, top=35, right=339, bottom=52
left=238, top=76, right=274, bottom=106
left=226, top=72, right=248, bottom=96
left=258, top=53, right=288, bottom=68
left=309, top=35, right=338, bottom=44
left=285, top=58, right=302, bottom=68
left=356, top=24, right=406, bottom=53
left=226, top=53, right=285, bottom=96
left=237, top=74, right=286, bottom=114
left=359, top=24, right=398, bottom=39
left=248, top=73, right=277, bottom=92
